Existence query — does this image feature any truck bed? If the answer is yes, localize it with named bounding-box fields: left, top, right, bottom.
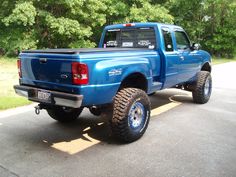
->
left=19, top=47, right=158, bottom=96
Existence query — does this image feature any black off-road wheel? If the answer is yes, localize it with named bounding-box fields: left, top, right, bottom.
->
left=47, top=106, right=84, bottom=123
left=111, top=88, right=151, bottom=143
left=192, top=71, right=212, bottom=104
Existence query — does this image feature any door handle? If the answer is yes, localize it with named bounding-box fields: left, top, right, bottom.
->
left=179, top=56, right=184, bottom=61
left=39, top=58, right=47, bottom=64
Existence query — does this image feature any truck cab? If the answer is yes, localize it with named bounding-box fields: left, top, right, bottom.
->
left=99, top=23, right=211, bottom=89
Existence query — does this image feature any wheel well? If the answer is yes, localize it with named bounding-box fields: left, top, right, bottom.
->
left=201, top=62, right=211, bottom=73
left=119, top=73, right=148, bottom=92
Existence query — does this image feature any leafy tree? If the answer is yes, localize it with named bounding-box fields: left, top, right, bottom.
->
left=0, top=1, right=37, bottom=55
left=167, top=0, right=236, bottom=57
left=203, top=0, right=236, bottom=57
left=127, top=1, right=173, bottom=23
left=0, top=0, right=235, bottom=57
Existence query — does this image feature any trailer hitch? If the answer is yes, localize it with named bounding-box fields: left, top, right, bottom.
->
left=34, top=104, right=54, bottom=115
left=34, top=104, right=47, bottom=115
left=34, top=105, right=41, bottom=115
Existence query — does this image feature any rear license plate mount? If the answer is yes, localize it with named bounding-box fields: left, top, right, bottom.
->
left=37, top=90, right=51, bottom=103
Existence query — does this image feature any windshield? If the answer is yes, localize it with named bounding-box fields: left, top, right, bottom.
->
left=103, top=27, right=156, bottom=49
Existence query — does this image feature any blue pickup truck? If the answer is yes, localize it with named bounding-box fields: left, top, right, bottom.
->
left=14, top=22, right=212, bottom=142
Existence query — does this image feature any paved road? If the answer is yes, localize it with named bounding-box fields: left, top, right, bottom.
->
left=0, top=62, right=236, bottom=177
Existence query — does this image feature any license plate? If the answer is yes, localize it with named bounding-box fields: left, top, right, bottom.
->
left=37, top=90, right=51, bottom=102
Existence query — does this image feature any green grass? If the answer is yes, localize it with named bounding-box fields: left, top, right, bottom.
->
left=0, top=57, right=31, bottom=110
left=0, top=97, right=31, bottom=110
left=212, top=57, right=235, bottom=65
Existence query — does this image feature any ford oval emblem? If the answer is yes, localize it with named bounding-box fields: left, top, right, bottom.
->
left=61, top=74, right=68, bottom=79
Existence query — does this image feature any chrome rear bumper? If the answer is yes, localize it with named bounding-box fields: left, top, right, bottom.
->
left=14, top=85, right=83, bottom=108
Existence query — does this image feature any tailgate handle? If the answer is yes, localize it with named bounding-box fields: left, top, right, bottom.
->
left=39, top=58, right=47, bottom=64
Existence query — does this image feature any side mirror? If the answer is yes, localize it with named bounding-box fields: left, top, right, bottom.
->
left=192, top=43, right=201, bottom=50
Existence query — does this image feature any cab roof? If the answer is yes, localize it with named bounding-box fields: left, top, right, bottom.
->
left=104, top=22, right=183, bottom=31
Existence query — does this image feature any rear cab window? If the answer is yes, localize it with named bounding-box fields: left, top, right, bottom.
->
left=103, top=27, right=156, bottom=49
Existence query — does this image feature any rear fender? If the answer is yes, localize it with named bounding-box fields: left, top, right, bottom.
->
left=79, top=58, right=151, bottom=106
left=201, top=61, right=212, bottom=73
left=94, top=58, right=151, bottom=85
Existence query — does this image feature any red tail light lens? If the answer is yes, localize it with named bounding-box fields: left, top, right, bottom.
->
left=123, top=23, right=135, bottom=27
left=17, top=59, right=22, bottom=78
left=72, top=62, right=89, bottom=85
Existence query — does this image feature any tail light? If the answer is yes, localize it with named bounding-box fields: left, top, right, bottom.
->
left=17, top=59, right=22, bottom=78
left=72, top=62, right=89, bottom=85
left=123, top=23, right=135, bottom=27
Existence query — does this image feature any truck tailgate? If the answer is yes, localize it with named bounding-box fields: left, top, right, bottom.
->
left=20, top=53, right=78, bottom=93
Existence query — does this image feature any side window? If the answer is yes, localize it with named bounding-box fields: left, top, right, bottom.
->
left=162, top=28, right=173, bottom=52
left=175, top=31, right=191, bottom=50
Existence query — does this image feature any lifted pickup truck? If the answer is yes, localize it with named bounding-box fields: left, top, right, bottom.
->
left=14, top=22, right=212, bottom=142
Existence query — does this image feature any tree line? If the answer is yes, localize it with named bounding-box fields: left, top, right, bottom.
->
left=0, top=0, right=235, bottom=57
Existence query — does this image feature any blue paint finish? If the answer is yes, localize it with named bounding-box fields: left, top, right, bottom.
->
left=79, top=50, right=158, bottom=84
left=79, top=83, right=121, bottom=105
left=18, top=22, right=211, bottom=107
left=20, top=78, right=81, bottom=93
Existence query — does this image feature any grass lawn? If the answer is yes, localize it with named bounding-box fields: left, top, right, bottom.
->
left=212, top=57, right=235, bottom=65
left=0, top=57, right=31, bottom=110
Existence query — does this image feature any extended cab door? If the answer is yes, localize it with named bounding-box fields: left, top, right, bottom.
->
left=161, top=27, right=180, bottom=88
left=173, top=29, right=201, bottom=83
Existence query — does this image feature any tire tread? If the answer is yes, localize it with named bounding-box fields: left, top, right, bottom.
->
left=192, top=71, right=212, bottom=104
left=111, top=88, right=151, bottom=142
